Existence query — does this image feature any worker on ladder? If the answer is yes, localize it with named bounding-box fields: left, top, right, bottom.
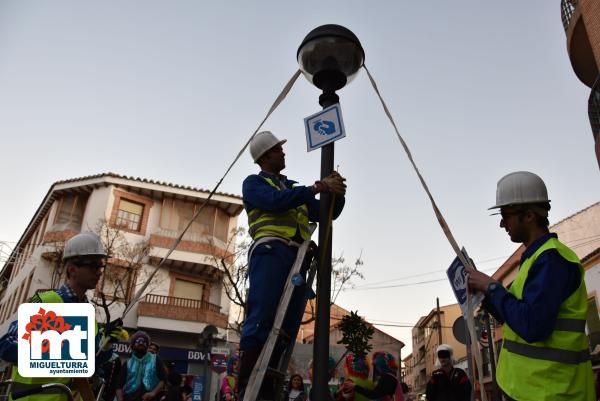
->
left=239, top=131, right=346, bottom=399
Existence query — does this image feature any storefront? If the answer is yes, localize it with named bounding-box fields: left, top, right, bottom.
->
left=113, top=342, right=230, bottom=401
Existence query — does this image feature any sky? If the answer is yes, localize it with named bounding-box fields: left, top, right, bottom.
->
left=0, top=1, right=599, bottom=356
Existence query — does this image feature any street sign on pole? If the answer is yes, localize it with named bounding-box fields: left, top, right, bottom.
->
left=304, top=103, right=346, bottom=152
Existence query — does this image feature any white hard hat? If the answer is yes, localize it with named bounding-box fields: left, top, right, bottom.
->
left=436, top=344, right=453, bottom=355
left=489, top=171, right=550, bottom=209
left=63, top=232, right=107, bottom=261
left=249, top=131, right=287, bottom=163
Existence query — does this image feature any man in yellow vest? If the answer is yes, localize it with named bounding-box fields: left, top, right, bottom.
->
left=238, top=131, right=347, bottom=397
left=466, top=171, right=595, bottom=400
left=0, top=232, right=123, bottom=401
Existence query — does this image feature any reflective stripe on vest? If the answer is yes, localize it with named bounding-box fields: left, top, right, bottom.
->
left=503, top=339, right=590, bottom=365
left=246, top=176, right=311, bottom=241
left=495, top=237, right=595, bottom=401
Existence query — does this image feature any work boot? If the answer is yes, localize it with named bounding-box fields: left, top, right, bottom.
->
left=238, top=347, right=281, bottom=401
left=238, top=347, right=261, bottom=400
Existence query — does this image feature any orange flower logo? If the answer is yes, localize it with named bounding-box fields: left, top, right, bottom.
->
left=22, top=307, right=72, bottom=352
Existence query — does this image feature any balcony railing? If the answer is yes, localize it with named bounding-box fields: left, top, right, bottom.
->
left=560, top=0, right=577, bottom=32
left=144, top=293, right=222, bottom=312
left=137, top=294, right=227, bottom=328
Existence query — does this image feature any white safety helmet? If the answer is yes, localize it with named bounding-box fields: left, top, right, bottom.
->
left=435, top=344, right=454, bottom=368
left=62, top=232, right=107, bottom=261
left=249, top=131, right=287, bottom=163
left=489, top=171, right=550, bottom=210
left=436, top=344, right=453, bottom=356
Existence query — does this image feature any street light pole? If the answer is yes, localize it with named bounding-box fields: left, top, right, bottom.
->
left=297, top=24, right=364, bottom=401
left=314, top=75, right=342, bottom=401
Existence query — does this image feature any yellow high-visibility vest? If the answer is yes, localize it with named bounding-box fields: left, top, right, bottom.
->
left=496, top=237, right=595, bottom=401
left=247, top=176, right=311, bottom=241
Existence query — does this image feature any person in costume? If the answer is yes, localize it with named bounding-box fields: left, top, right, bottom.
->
left=220, top=355, right=240, bottom=401
left=337, top=353, right=375, bottom=401
left=116, top=330, right=167, bottom=401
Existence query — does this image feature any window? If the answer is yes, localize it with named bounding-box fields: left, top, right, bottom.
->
left=115, top=199, right=144, bottom=232
left=214, top=208, right=230, bottom=242
left=173, top=279, right=204, bottom=301
left=21, top=272, right=34, bottom=304
left=587, top=297, right=600, bottom=351
left=54, top=195, right=87, bottom=228
left=160, top=199, right=216, bottom=239
left=99, top=265, right=135, bottom=302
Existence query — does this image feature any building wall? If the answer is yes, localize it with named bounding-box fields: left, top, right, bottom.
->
left=566, top=0, right=600, bottom=87
left=0, top=181, right=241, bottom=336
left=409, top=304, right=467, bottom=394
left=580, top=0, right=600, bottom=65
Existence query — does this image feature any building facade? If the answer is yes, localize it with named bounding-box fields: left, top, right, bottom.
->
left=0, top=173, right=244, bottom=399
left=561, top=0, right=600, bottom=168
left=409, top=303, right=465, bottom=396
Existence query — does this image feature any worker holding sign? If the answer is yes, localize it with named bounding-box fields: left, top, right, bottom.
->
left=466, top=171, right=594, bottom=401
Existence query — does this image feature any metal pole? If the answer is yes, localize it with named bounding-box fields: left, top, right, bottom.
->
left=464, top=318, right=475, bottom=401
left=312, top=87, right=339, bottom=401
left=436, top=298, right=443, bottom=345
left=483, top=312, right=500, bottom=401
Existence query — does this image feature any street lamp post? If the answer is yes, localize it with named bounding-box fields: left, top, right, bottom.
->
left=297, top=24, right=364, bottom=400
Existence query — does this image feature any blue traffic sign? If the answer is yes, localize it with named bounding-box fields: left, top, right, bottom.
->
left=304, top=103, right=346, bottom=152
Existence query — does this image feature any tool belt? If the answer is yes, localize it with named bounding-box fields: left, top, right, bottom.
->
left=248, top=236, right=303, bottom=261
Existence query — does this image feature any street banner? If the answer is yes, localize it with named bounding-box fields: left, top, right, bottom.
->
left=446, top=248, right=484, bottom=316
left=304, top=103, right=346, bottom=152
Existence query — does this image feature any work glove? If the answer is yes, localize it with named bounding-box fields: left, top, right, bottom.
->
left=102, top=318, right=125, bottom=345
left=321, top=172, right=346, bottom=196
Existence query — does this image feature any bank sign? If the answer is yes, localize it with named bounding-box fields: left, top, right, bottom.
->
left=18, top=304, right=95, bottom=377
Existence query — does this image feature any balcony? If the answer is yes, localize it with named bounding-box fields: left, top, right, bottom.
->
left=137, top=294, right=228, bottom=330
left=560, top=0, right=577, bottom=32
left=562, top=0, right=600, bottom=87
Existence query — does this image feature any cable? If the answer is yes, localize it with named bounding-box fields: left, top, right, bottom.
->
left=348, top=267, right=497, bottom=291
left=352, top=234, right=600, bottom=290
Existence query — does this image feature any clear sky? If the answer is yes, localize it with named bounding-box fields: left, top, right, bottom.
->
left=1, top=1, right=598, bottom=355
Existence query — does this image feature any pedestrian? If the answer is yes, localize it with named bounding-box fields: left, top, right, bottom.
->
left=0, top=232, right=122, bottom=401
left=342, top=351, right=404, bottom=401
left=284, top=374, right=307, bottom=401
left=425, top=345, right=470, bottom=401
left=98, top=329, right=129, bottom=401
left=149, top=342, right=160, bottom=355
left=116, top=330, right=167, bottom=401
left=238, top=131, right=347, bottom=398
left=466, top=171, right=595, bottom=401
left=220, top=355, right=239, bottom=401
left=182, top=385, right=192, bottom=401
left=165, top=372, right=183, bottom=401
